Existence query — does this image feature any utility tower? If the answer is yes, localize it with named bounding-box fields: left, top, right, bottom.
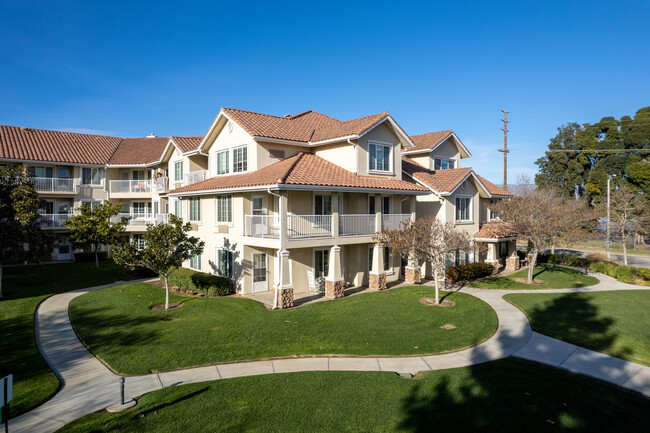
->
left=498, top=109, right=509, bottom=190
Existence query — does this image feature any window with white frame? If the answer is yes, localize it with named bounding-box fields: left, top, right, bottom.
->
left=314, top=194, right=332, bottom=215
left=82, top=200, right=102, bottom=212
left=216, top=248, right=233, bottom=278
left=217, top=150, right=229, bottom=175
left=368, top=246, right=391, bottom=272
left=455, top=196, right=472, bottom=222
left=29, top=166, right=53, bottom=178
left=233, top=146, right=247, bottom=172
left=216, top=195, right=232, bottom=223
left=368, top=142, right=391, bottom=172
left=174, top=200, right=182, bottom=218
left=189, top=197, right=201, bottom=221
left=82, top=167, right=102, bottom=185
left=133, top=234, right=145, bottom=250
left=190, top=254, right=202, bottom=271
left=174, top=161, right=183, bottom=182
left=314, top=249, right=329, bottom=279
left=434, top=158, right=456, bottom=170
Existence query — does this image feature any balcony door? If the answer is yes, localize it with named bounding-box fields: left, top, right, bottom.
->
left=251, top=196, right=268, bottom=235
left=252, top=253, right=268, bottom=293
left=369, top=196, right=390, bottom=214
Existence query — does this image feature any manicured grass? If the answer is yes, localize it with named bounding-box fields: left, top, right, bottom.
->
left=57, top=359, right=650, bottom=433
left=505, top=290, right=650, bottom=366
left=0, top=261, right=133, bottom=418
left=69, top=284, right=497, bottom=375
left=469, top=264, right=599, bottom=290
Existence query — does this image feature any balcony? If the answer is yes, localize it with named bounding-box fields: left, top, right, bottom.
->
left=244, top=213, right=412, bottom=240
left=110, top=180, right=152, bottom=194
left=34, top=178, right=75, bottom=193
left=39, top=213, right=72, bottom=229
left=113, top=213, right=169, bottom=227
left=154, top=177, right=168, bottom=192
left=183, top=170, right=208, bottom=186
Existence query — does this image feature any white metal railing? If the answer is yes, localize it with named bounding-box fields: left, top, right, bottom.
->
left=245, top=215, right=280, bottom=238
left=109, top=180, right=152, bottom=194
left=113, top=212, right=169, bottom=226
left=34, top=177, right=75, bottom=192
left=39, top=213, right=72, bottom=228
left=287, top=215, right=332, bottom=239
left=339, top=214, right=376, bottom=236
left=381, top=214, right=411, bottom=231
left=154, top=177, right=168, bottom=192
left=183, top=170, right=208, bottom=186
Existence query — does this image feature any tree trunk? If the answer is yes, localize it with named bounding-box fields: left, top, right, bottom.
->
left=0, top=264, right=3, bottom=298
left=95, top=249, right=99, bottom=269
left=527, top=250, right=538, bottom=284
left=433, top=266, right=440, bottom=305
left=622, top=241, right=628, bottom=266
left=551, top=244, right=555, bottom=254
left=164, top=276, right=170, bottom=311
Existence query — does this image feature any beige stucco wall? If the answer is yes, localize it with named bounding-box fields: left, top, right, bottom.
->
left=357, top=122, right=403, bottom=179
left=256, top=142, right=304, bottom=170
left=445, top=177, right=480, bottom=235
left=205, top=120, right=258, bottom=176
left=431, top=137, right=461, bottom=166
left=408, top=154, right=432, bottom=170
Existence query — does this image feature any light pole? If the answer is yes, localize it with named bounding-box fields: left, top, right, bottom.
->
left=606, top=174, right=616, bottom=259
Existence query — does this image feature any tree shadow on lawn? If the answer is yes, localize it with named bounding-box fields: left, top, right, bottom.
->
left=134, top=387, right=209, bottom=420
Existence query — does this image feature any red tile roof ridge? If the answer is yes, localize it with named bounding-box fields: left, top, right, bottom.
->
left=278, top=152, right=306, bottom=184
left=222, top=107, right=297, bottom=121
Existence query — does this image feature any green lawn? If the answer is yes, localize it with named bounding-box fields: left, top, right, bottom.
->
left=69, top=283, right=497, bottom=375
left=57, top=359, right=650, bottom=433
left=0, top=261, right=133, bottom=418
left=506, top=290, right=650, bottom=366
left=470, top=264, right=599, bottom=290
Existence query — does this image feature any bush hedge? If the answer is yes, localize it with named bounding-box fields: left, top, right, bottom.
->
left=74, top=251, right=108, bottom=263
left=447, top=262, right=495, bottom=284
left=166, top=267, right=233, bottom=296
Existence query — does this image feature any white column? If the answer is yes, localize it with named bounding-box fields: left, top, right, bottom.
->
left=370, top=244, right=385, bottom=275
left=327, top=245, right=343, bottom=282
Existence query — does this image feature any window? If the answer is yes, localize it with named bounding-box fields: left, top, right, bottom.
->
left=190, top=254, right=202, bottom=271
left=57, top=167, right=71, bottom=178
left=29, top=166, right=53, bottom=178
left=216, top=248, right=233, bottom=278
left=41, top=201, right=54, bottom=214
left=434, top=158, right=455, bottom=170
left=82, top=167, right=102, bottom=185
left=132, top=202, right=147, bottom=216
left=455, top=196, right=472, bottom=222
left=368, top=196, right=390, bottom=214
left=217, top=150, right=229, bottom=175
left=369, top=142, right=391, bottom=172
left=174, top=161, right=183, bottom=182
left=189, top=197, right=201, bottom=221
left=174, top=200, right=182, bottom=218
left=133, top=234, right=145, bottom=250
left=216, top=195, right=232, bottom=223
left=314, top=194, right=332, bottom=215
left=82, top=201, right=102, bottom=212
left=368, top=246, right=391, bottom=272
left=233, top=146, right=247, bottom=172
left=132, top=170, right=146, bottom=180
left=314, top=249, right=329, bottom=279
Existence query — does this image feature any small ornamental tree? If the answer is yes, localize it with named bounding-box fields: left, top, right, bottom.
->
left=65, top=201, right=127, bottom=268
left=112, top=214, right=205, bottom=310
left=0, top=165, right=54, bottom=297
left=376, top=217, right=472, bottom=304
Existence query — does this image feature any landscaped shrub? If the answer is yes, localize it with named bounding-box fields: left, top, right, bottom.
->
left=74, top=251, right=108, bottom=263
left=447, top=262, right=494, bottom=283
left=637, top=267, right=650, bottom=281
left=166, top=267, right=232, bottom=296
left=614, top=265, right=637, bottom=283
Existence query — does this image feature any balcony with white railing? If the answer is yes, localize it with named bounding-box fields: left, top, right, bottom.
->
left=113, top=213, right=169, bottom=227
left=339, top=214, right=376, bottom=236
left=39, top=213, right=72, bottom=229
left=381, top=214, right=411, bottom=231
left=34, top=178, right=75, bottom=193
left=245, top=215, right=280, bottom=239
left=109, top=180, right=153, bottom=194
left=287, top=215, right=332, bottom=239
left=183, top=170, right=208, bottom=186
left=154, top=176, right=168, bottom=192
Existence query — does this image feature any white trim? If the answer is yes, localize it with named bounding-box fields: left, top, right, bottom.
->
left=454, top=194, right=473, bottom=223
left=473, top=236, right=517, bottom=243
left=169, top=183, right=429, bottom=197
left=402, top=132, right=471, bottom=158
left=367, top=140, right=393, bottom=173
left=252, top=136, right=312, bottom=147
left=357, top=115, right=416, bottom=148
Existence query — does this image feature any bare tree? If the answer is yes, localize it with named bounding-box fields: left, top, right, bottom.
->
left=598, top=182, right=649, bottom=265
left=492, top=179, right=593, bottom=283
left=549, top=195, right=595, bottom=254
left=376, top=217, right=471, bottom=304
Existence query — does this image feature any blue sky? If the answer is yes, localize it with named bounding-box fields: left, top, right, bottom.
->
left=1, top=0, right=649, bottom=184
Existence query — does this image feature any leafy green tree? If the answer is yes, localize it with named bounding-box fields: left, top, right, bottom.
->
left=112, top=214, right=204, bottom=310
left=64, top=201, right=127, bottom=269
left=0, top=165, right=54, bottom=297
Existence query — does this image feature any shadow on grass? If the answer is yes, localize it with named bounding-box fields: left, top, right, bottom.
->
left=136, top=387, right=209, bottom=419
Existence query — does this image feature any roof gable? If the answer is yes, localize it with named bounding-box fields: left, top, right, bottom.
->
left=405, top=130, right=471, bottom=158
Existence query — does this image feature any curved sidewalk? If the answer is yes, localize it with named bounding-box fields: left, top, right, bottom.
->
left=5, top=274, right=650, bottom=433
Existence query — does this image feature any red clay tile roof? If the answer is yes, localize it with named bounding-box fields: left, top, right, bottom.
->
left=173, top=152, right=428, bottom=194
left=221, top=108, right=390, bottom=144
left=170, top=136, right=203, bottom=153
left=0, top=125, right=122, bottom=165
left=473, top=222, right=518, bottom=240
left=407, top=130, right=453, bottom=152
left=401, top=156, right=511, bottom=196
left=108, top=137, right=171, bottom=165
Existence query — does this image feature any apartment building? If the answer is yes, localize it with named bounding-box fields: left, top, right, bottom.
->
left=0, top=107, right=513, bottom=308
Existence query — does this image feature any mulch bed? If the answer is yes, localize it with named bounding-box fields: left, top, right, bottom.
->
left=419, top=297, right=455, bottom=307
left=512, top=278, right=546, bottom=285
left=151, top=302, right=183, bottom=311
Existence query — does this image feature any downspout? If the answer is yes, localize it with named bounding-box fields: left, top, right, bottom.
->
left=347, top=138, right=358, bottom=174
left=267, top=187, right=283, bottom=309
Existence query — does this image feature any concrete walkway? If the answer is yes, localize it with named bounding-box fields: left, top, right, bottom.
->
left=5, top=273, right=650, bottom=433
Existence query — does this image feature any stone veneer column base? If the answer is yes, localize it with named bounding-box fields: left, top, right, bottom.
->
left=404, top=267, right=422, bottom=284
left=505, top=256, right=520, bottom=271
left=276, top=288, right=294, bottom=309
left=369, top=273, right=387, bottom=290
left=325, top=280, right=345, bottom=299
